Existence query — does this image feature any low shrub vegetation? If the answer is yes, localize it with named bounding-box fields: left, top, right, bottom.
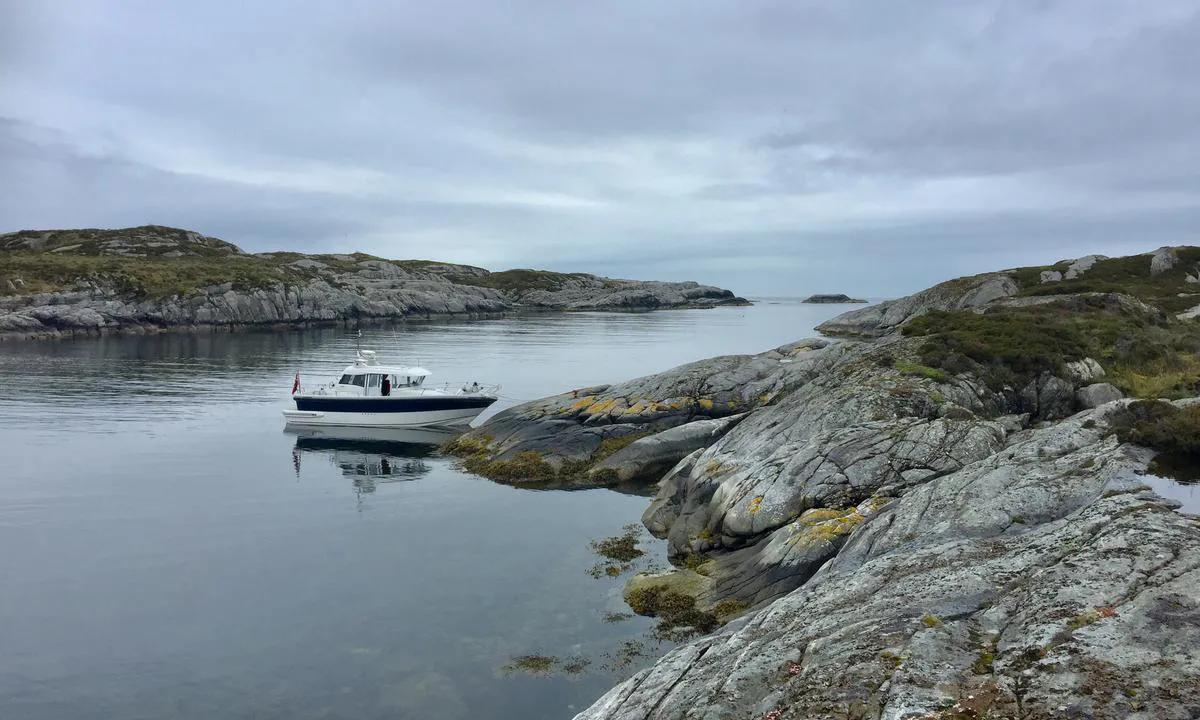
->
left=449, top=268, right=598, bottom=293
left=1113, top=401, right=1200, bottom=455
left=901, top=297, right=1200, bottom=398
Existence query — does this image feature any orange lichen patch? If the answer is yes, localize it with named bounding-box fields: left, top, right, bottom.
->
left=697, top=398, right=714, bottom=410
left=748, top=495, right=764, bottom=514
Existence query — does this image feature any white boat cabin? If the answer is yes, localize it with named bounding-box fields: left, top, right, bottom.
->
left=332, top=350, right=430, bottom=397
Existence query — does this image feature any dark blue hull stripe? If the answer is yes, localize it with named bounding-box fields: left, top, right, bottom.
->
left=294, top=397, right=496, bottom=413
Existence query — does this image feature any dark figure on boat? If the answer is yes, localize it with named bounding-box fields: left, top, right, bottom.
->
left=381, top=375, right=391, bottom=396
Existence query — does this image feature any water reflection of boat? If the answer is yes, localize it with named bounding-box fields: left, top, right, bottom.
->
left=285, top=425, right=461, bottom=493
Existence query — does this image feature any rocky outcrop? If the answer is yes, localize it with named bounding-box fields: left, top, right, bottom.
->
left=462, top=261, right=1200, bottom=718
left=0, top=225, right=746, bottom=339
left=1065, top=254, right=1105, bottom=279
left=815, top=274, right=1017, bottom=338
left=1064, top=357, right=1105, bottom=383
left=440, top=247, right=1200, bottom=717
left=0, top=279, right=510, bottom=337
left=1151, top=246, right=1180, bottom=275
left=1077, top=382, right=1124, bottom=408
left=577, top=405, right=1199, bottom=719
left=801, top=294, right=867, bottom=304
left=445, top=339, right=838, bottom=487
left=586, top=415, right=747, bottom=485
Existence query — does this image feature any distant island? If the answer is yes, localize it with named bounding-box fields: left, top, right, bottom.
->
left=801, top=293, right=867, bottom=304
left=0, top=225, right=749, bottom=339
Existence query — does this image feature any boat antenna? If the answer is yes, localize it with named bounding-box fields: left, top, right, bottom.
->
left=356, top=329, right=362, bottom=355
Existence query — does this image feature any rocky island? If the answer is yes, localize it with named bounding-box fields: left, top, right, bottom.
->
left=801, top=293, right=868, bottom=304
left=448, top=247, right=1200, bottom=719
left=0, top=225, right=747, bottom=339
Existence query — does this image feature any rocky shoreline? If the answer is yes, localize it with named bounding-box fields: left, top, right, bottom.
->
left=447, top=247, right=1200, bottom=719
left=0, top=225, right=747, bottom=340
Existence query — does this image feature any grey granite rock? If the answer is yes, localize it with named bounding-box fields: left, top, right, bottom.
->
left=1019, top=373, right=1077, bottom=420
left=1039, top=270, right=1062, bottom=283
left=449, top=339, right=840, bottom=482
left=587, top=415, right=747, bottom=485
left=1151, top=246, right=1179, bottom=275
left=1064, top=357, right=1105, bottom=383
left=1064, top=254, right=1106, bottom=279
left=816, top=274, right=1017, bottom=338
left=1077, top=382, right=1124, bottom=409
left=575, top=405, right=1200, bottom=720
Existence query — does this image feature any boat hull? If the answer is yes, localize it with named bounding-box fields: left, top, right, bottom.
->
left=284, top=395, right=496, bottom=428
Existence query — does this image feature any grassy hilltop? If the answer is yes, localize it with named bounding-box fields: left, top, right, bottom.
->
left=0, top=225, right=619, bottom=299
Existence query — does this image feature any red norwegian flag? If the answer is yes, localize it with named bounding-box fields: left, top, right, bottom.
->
left=291, top=372, right=300, bottom=395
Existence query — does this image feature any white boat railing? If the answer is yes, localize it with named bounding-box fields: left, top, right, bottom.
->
left=295, top=381, right=500, bottom=398
left=419, top=382, right=501, bottom=397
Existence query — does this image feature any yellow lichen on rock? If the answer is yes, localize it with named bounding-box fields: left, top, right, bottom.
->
left=698, top=398, right=715, bottom=410
left=568, top=395, right=597, bottom=412
left=749, top=495, right=764, bottom=514
left=786, top=506, right=869, bottom=547
left=584, top=398, right=619, bottom=415
left=796, top=507, right=846, bottom=525
left=624, top=400, right=649, bottom=415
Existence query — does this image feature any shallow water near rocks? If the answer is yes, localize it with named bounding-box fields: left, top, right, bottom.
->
left=0, top=300, right=852, bottom=720
left=1142, top=474, right=1200, bottom=515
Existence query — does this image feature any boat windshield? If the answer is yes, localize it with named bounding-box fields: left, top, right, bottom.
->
left=338, top=373, right=425, bottom=387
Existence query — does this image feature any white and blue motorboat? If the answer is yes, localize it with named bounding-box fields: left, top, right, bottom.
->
left=282, top=349, right=498, bottom=428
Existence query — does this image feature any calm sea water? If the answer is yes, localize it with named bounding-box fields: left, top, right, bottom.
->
left=0, top=300, right=853, bottom=720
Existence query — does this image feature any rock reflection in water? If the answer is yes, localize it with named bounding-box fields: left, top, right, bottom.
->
left=285, top=425, right=461, bottom=494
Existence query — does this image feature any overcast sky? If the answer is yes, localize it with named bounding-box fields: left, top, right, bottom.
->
left=2, top=1, right=1198, bottom=296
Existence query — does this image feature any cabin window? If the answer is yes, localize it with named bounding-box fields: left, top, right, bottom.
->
left=366, top=374, right=381, bottom=389
left=413, top=376, right=424, bottom=386
left=350, top=375, right=366, bottom=387
left=339, top=374, right=353, bottom=385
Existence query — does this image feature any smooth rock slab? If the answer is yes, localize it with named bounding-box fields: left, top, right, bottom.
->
left=587, top=414, right=746, bottom=485
left=575, top=408, right=1200, bottom=720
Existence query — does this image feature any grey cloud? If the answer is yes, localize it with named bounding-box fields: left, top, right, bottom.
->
left=2, top=0, right=1199, bottom=297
